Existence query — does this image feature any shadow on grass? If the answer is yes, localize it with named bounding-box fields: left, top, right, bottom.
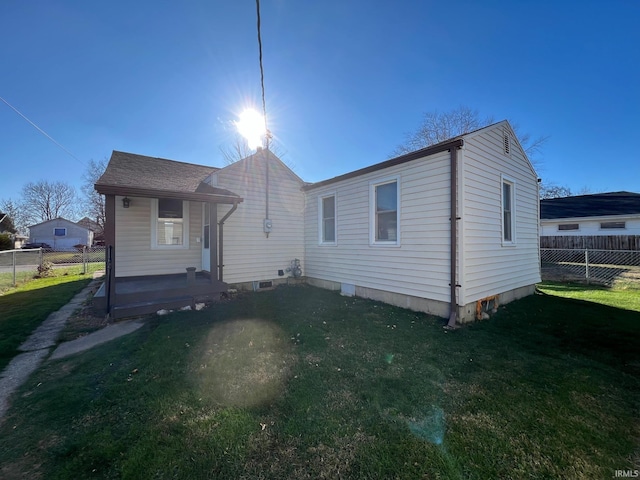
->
left=474, top=291, right=640, bottom=376
left=0, top=278, right=91, bottom=370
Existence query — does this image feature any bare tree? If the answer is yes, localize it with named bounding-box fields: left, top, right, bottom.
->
left=220, top=133, right=290, bottom=167
left=82, top=158, right=107, bottom=232
left=20, top=180, right=78, bottom=225
left=393, top=105, right=549, bottom=167
left=539, top=183, right=573, bottom=199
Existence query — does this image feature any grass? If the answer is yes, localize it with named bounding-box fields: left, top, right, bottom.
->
left=0, top=284, right=638, bottom=479
left=0, top=273, right=92, bottom=370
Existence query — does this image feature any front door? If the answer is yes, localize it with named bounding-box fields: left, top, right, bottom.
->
left=202, top=203, right=210, bottom=271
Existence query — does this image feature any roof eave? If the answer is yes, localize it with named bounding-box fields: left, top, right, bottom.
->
left=303, top=138, right=464, bottom=191
left=94, top=184, right=243, bottom=204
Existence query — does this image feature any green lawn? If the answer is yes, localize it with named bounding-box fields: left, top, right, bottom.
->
left=0, top=274, right=92, bottom=370
left=0, top=284, right=638, bottom=479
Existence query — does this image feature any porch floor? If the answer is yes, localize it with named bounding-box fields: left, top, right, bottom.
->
left=114, top=273, right=214, bottom=295
left=93, top=273, right=227, bottom=319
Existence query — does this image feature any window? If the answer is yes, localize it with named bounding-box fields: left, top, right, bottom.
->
left=53, top=228, right=66, bottom=237
left=151, top=198, right=189, bottom=249
left=501, top=176, right=515, bottom=244
left=319, top=194, right=336, bottom=244
left=601, top=221, right=625, bottom=229
left=558, top=223, right=579, bottom=231
left=370, top=177, right=399, bottom=245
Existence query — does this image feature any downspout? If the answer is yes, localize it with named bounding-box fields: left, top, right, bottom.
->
left=446, top=141, right=463, bottom=328
left=218, top=201, right=239, bottom=282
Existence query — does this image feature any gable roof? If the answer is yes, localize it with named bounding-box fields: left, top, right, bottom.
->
left=216, top=148, right=305, bottom=185
left=303, top=120, right=519, bottom=191
left=540, top=191, right=640, bottom=219
left=29, top=217, right=91, bottom=231
left=95, top=151, right=242, bottom=204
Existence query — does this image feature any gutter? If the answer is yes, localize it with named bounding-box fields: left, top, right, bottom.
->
left=218, top=201, right=239, bottom=282
left=446, top=140, right=464, bottom=328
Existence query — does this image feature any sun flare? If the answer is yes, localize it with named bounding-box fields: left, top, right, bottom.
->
left=235, top=108, right=266, bottom=150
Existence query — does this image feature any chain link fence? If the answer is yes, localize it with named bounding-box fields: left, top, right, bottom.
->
left=541, top=248, right=640, bottom=288
left=0, top=247, right=105, bottom=293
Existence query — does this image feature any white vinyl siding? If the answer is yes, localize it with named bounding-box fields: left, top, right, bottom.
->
left=305, top=152, right=452, bottom=303
left=460, top=123, right=540, bottom=305
left=115, top=196, right=202, bottom=277
left=319, top=193, right=337, bottom=245
left=541, top=216, right=640, bottom=236
left=29, top=218, right=93, bottom=251
left=212, top=154, right=305, bottom=284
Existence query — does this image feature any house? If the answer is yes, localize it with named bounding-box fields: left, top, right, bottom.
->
left=77, top=217, right=105, bottom=245
left=540, top=192, right=640, bottom=249
left=95, top=120, right=540, bottom=322
left=28, top=217, right=94, bottom=251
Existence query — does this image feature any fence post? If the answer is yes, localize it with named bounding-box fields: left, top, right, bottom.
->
left=82, top=246, right=87, bottom=275
left=12, top=250, right=16, bottom=287
left=585, top=249, right=590, bottom=284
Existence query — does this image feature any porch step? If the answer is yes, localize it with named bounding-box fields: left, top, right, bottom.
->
left=111, top=295, right=195, bottom=320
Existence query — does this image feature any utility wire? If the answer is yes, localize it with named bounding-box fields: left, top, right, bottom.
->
left=255, top=0, right=270, bottom=148
left=0, top=95, right=82, bottom=164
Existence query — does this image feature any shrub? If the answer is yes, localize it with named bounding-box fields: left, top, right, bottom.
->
left=36, top=261, right=53, bottom=278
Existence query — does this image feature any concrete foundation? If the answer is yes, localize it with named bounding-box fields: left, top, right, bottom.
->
left=306, top=277, right=537, bottom=324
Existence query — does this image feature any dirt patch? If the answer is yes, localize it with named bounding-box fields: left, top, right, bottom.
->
left=57, top=304, right=109, bottom=343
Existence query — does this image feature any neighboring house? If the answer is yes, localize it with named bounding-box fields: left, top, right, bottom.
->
left=540, top=192, right=640, bottom=249
left=28, top=217, right=94, bottom=251
left=77, top=216, right=104, bottom=245
left=95, top=120, right=540, bottom=322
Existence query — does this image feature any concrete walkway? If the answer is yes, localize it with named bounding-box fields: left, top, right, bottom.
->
left=0, top=275, right=144, bottom=423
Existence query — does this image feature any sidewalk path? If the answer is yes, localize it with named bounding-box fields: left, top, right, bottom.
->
left=0, top=274, right=144, bottom=423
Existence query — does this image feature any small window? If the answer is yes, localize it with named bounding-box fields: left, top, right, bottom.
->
left=601, top=221, right=625, bottom=229
left=152, top=198, right=189, bottom=249
left=54, top=228, right=66, bottom=237
left=558, top=223, right=579, bottom=231
left=501, top=176, right=515, bottom=244
left=319, top=194, right=336, bottom=244
left=370, top=177, right=400, bottom=245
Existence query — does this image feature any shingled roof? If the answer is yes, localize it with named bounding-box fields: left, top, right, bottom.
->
left=95, top=151, right=242, bottom=204
left=540, top=191, right=640, bottom=219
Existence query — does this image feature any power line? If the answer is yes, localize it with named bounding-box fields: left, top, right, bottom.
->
left=0, top=95, right=82, bottom=164
left=255, top=0, right=270, bottom=147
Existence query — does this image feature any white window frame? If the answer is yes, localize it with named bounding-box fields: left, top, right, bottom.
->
left=501, top=175, right=516, bottom=246
left=53, top=227, right=67, bottom=237
left=151, top=198, right=190, bottom=250
left=318, top=192, right=337, bottom=246
left=369, top=176, right=401, bottom=247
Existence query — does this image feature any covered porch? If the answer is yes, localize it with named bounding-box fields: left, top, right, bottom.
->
left=94, top=151, right=244, bottom=320
left=93, top=271, right=228, bottom=319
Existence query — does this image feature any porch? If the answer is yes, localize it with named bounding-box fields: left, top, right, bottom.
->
left=93, top=272, right=227, bottom=319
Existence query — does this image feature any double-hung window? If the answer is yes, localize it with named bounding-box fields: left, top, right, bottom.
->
left=319, top=194, right=336, bottom=245
left=501, top=176, right=516, bottom=244
left=151, top=198, right=189, bottom=249
left=370, top=177, right=400, bottom=245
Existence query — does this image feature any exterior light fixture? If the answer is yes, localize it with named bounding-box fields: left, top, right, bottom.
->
left=122, top=197, right=131, bottom=208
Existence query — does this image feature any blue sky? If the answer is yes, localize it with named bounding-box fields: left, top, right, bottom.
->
left=1, top=0, right=639, bottom=206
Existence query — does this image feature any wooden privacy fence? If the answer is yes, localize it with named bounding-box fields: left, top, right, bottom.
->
left=540, top=235, right=640, bottom=251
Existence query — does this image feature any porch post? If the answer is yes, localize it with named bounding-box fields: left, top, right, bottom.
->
left=209, top=202, right=218, bottom=281
left=105, top=194, right=116, bottom=313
